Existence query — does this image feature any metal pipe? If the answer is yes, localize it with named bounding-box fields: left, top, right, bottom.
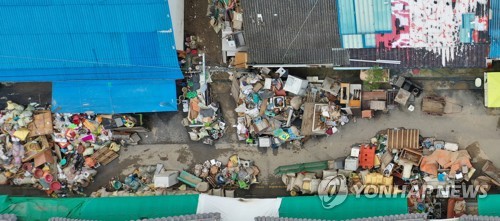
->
left=333, top=67, right=371, bottom=70
left=250, top=64, right=334, bottom=68
left=349, top=59, right=401, bottom=64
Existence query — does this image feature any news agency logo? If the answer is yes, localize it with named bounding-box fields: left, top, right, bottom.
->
left=319, top=192, right=348, bottom=209
left=319, top=184, right=489, bottom=209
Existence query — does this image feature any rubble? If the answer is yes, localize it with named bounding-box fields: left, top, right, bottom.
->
left=0, top=101, right=144, bottom=197
left=91, top=155, right=258, bottom=198
left=184, top=154, right=259, bottom=191
left=231, top=71, right=361, bottom=148
left=275, top=127, right=498, bottom=219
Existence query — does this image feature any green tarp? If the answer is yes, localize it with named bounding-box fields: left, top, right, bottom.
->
left=274, top=161, right=329, bottom=175
left=279, top=195, right=408, bottom=220
left=478, top=194, right=500, bottom=216
left=0, top=194, right=199, bottom=221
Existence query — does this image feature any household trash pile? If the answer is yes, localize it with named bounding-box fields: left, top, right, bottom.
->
left=278, top=128, right=499, bottom=219
left=92, top=154, right=259, bottom=198
left=178, top=34, right=203, bottom=73
left=181, top=154, right=259, bottom=195
left=91, top=164, right=198, bottom=197
left=232, top=69, right=360, bottom=148
left=182, top=72, right=227, bottom=145
left=207, top=0, right=242, bottom=34
left=0, top=101, right=140, bottom=197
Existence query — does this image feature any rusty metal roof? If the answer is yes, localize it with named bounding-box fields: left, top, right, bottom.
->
left=242, top=0, right=345, bottom=65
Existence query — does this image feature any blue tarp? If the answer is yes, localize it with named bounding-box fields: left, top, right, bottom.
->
left=52, top=79, right=178, bottom=113
left=490, top=0, right=500, bottom=58
left=0, top=0, right=182, bottom=113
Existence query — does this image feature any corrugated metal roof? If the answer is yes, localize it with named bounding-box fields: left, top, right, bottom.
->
left=255, top=213, right=426, bottom=221
left=242, top=0, right=344, bottom=65
left=342, top=35, right=364, bottom=48
left=244, top=0, right=488, bottom=68
left=354, top=0, right=391, bottom=34
left=490, top=0, right=500, bottom=58
left=0, top=0, right=182, bottom=81
left=50, top=213, right=221, bottom=221
left=331, top=49, right=351, bottom=66
left=347, top=44, right=488, bottom=68
left=52, top=79, right=178, bottom=113
left=133, top=213, right=221, bottom=221
left=0, top=214, right=17, bottom=221
left=338, top=0, right=391, bottom=35
left=338, top=0, right=357, bottom=35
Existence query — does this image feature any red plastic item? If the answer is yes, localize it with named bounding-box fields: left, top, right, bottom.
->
left=359, top=144, right=376, bottom=169
left=34, top=168, right=44, bottom=179
left=44, top=174, right=54, bottom=183
left=50, top=181, right=61, bottom=191
left=72, top=114, right=81, bottom=125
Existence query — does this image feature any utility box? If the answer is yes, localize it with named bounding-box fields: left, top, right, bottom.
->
left=350, top=146, right=360, bottom=157
left=154, top=171, right=179, bottom=188
left=284, top=75, right=309, bottom=96
left=345, top=157, right=359, bottom=171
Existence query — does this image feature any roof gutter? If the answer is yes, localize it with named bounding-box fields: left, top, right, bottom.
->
left=249, top=64, right=334, bottom=68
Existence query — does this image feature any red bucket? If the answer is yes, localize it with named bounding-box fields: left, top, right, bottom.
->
left=22, top=163, right=33, bottom=171
left=34, top=168, right=44, bottom=179
left=50, top=181, right=61, bottom=191
left=44, top=174, right=54, bottom=183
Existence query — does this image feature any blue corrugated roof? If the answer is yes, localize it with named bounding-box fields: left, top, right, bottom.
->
left=490, top=0, right=500, bottom=58
left=338, top=0, right=391, bottom=36
left=0, top=0, right=182, bottom=81
left=52, top=79, right=178, bottom=113
left=338, top=0, right=357, bottom=35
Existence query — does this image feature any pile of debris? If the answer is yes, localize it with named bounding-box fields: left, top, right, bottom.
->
left=277, top=128, right=499, bottom=219
left=91, top=164, right=198, bottom=198
left=93, top=155, right=259, bottom=198
left=0, top=101, right=141, bottom=197
left=232, top=70, right=360, bottom=148
left=207, top=0, right=242, bottom=34
left=178, top=34, right=203, bottom=73
left=178, top=154, right=259, bottom=194
left=184, top=96, right=227, bottom=145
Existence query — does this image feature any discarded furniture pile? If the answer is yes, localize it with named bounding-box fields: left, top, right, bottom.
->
left=184, top=154, right=259, bottom=195
left=206, top=0, right=247, bottom=64
left=231, top=69, right=360, bottom=148
left=182, top=73, right=227, bottom=145
left=93, top=154, right=259, bottom=198
left=277, top=128, right=499, bottom=219
left=0, top=101, right=141, bottom=197
left=178, top=34, right=203, bottom=72
left=91, top=164, right=199, bottom=197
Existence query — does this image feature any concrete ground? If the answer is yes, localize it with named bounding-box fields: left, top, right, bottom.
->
left=97, top=70, right=500, bottom=198
left=1, top=70, right=498, bottom=198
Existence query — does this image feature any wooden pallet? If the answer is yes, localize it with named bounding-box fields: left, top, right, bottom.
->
left=91, top=148, right=119, bottom=165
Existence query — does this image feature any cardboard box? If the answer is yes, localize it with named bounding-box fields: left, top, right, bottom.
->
left=28, top=111, right=53, bottom=137
left=234, top=52, right=248, bottom=68
left=232, top=12, right=243, bottom=30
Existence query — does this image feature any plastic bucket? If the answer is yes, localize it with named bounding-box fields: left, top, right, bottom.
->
left=34, top=168, right=44, bottom=179
left=22, top=163, right=33, bottom=171
left=50, top=181, right=61, bottom=191
left=112, top=181, right=122, bottom=190
left=44, top=174, right=54, bottom=183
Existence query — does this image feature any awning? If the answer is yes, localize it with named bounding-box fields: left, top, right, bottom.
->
left=52, top=79, right=178, bottom=114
